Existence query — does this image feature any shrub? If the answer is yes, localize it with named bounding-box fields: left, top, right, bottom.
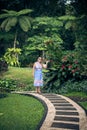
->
left=4, top=48, right=21, bottom=67
left=59, top=80, right=87, bottom=94
left=59, top=54, right=81, bottom=81
left=43, top=53, right=81, bottom=93
left=0, top=79, right=17, bottom=92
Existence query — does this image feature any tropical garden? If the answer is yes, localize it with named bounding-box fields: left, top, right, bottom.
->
left=0, top=0, right=87, bottom=129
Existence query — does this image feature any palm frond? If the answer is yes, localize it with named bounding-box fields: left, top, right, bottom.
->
left=21, top=16, right=31, bottom=28
left=1, top=18, right=9, bottom=29
left=0, top=13, right=11, bottom=19
left=58, top=15, right=76, bottom=21
left=2, top=9, right=17, bottom=14
left=65, top=21, right=72, bottom=29
left=1, top=17, right=17, bottom=32
left=9, top=17, right=17, bottom=27
left=19, top=17, right=30, bottom=32
left=18, top=9, right=33, bottom=16
left=5, top=18, right=12, bottom=32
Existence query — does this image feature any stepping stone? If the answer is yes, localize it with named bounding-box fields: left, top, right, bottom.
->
left=51, top=100, right=69, bottom=103
left=47, top=97, right=60, bottom=99
left=56, top=111, right=79, bottom=116
left=54, top=116, right=79, bottom=122
left=55, top=107, right=77, bottom=110
left=51, top=122, right=79, bottom=130
left=54, top=103, right=73, bottom=106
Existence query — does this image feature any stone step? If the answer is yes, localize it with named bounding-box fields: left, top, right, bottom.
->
left=54, top=116, right=79, bottom=122
left=55, top=107, right=77, bottom=110
left=44, top=95, right=61, bottom=98
left=53, top=120, right=79, bottom=125
left=55, top=110, right=77, bottom=112
left=56, top=111, right=79, bottom=116
left=51, top=100, right=69, bottom=103
left=51, top=122, right=79, bottom=130
left=54, top=103, right=73, bottom=106
left=54, top=115, right=79, bottom=118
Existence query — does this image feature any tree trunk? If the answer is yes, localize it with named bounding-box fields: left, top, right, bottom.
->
left=14, top=30, right=17, bottom=49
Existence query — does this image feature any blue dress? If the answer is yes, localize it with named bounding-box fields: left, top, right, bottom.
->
left=34, top=62, right=43, bottom=87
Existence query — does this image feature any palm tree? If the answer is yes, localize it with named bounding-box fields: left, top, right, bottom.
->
left=0, top=9, right=33, bottom=48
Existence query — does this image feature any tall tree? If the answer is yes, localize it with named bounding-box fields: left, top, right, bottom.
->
left=0, top=9, right=33, bottom=48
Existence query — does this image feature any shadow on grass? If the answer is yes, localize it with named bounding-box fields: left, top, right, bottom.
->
left=0, top=92, right=8, bottom=98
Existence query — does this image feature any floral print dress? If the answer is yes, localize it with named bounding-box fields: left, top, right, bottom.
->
left=34, top=62, right=43, bottom=87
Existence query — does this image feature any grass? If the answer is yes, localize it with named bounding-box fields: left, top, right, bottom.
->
left=1, top=67, right=32, bottom=82
left=64, top=92, right=87, bottom=98
left=0, top=67, right=34, bottom=91
left=79, top=102, right=87, bottom=110
left=0, top=93, right=45, bottom=130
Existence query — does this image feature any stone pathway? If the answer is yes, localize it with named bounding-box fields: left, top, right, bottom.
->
left=15, top=92, right=87, bottom=130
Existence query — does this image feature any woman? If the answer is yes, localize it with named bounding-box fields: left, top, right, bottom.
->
left=33, top=57, right=48, bottom=93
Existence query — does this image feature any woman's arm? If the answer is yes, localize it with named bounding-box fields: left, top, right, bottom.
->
left=42, top=61, right=49, bottom=69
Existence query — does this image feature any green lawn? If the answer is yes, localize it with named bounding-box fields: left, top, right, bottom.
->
left=79, top=102, right=87, bottom=110
left=1, top=67, right=33, bottom=83
left=0, top=93, right=45, bottom=130
left=0, top=67, right=34, bottom=91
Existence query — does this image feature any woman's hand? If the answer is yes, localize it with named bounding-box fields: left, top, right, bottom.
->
left=46, top=60, right=50, bottom=64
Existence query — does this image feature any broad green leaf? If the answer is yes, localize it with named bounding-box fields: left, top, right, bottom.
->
left=18, top=9, right=33, bottom=16
left=3, top=17, right=17, bottom=32
left=65, top=21, right=72, bottom=29
left=21, top=16, right=31, bottom=28
left=2, top=9, right=17, bottom=14
left=9, top=17, right=17, bottom=27
left=1, top=18, right=9, bottom=29
left=58, top=15, right=76, bottom=21
left=0, top=13, right=11, bottom=19
left=19, top=17, right=29, bottom=32
left=5, top=18, right=12, bottom=32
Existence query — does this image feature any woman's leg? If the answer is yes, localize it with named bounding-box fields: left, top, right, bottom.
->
left=36, top=87, right=41, bottom=93
left=38, top=87, right=41, bottom=93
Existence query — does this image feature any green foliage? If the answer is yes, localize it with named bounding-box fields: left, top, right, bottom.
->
left=24, top=16, right=64, bottom=66
left=0, top=9, right=33, bottom=49
left=59, top=80, right=87, bottom=94
left=43, top=53, right=81, bottom=93
left=0, top=9, right=33, bottom=19
left=45, top=41, right=63, bottom=65
left=19, top=16, right=31, bottom=32
left=0, top=9, right=32, bottom=32
left=59, top=53, right=81, bottom=80
left=4, top=48, right=21, bottom=66
left=1, top=17, right=17, bottom=32
left=74, top=15, right=87, bottom=75
left=0, top=31, right=14, bottom=41
left=0, top=79, right=17, bottom=92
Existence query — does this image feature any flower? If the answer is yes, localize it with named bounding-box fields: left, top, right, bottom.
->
left=74, top=60, right=78, bottom=64
left=71, top=69, right=76, bottom=73
left=68, top=65, right=72, bottom=69
left=61, top=65, right=65, bottom=69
